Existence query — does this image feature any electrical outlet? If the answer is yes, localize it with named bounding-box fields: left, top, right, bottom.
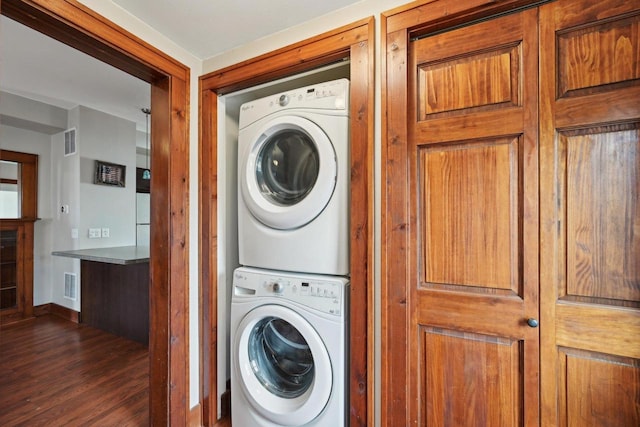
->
left=60, top=204, right=69, bottom=214
left=101, top=228, right=110, bottom=238
left=88, top=228, right=101, bottom=238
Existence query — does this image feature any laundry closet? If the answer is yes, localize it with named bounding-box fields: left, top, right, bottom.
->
left=215, top=61, right=352, bottom=424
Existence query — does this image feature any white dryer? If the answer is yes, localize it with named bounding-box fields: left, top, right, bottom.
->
left=237, top=79, right=350, bottom=276
left=231, top=267, right=349, bottom=427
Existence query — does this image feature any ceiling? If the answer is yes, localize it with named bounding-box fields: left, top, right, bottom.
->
left=112, top=0, right=361, bottom=59
left=0, top=0, right=360, bottom=134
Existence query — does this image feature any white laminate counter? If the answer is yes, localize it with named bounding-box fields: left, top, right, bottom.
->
left=52, top=246, right=150, bottom=265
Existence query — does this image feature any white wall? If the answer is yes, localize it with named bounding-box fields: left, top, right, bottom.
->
left=0, top=124, right=54, bottom=305
left=77, top=106, right=137, bottom=248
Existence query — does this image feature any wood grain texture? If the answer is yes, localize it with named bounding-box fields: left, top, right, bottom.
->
left=167, top=75, right=190, bottom=426
left=80, top=260, right=149, bottom=344
left=34, top=302, right=80, bottom=323
left=199, top=18, right=371, bottom=94
left=0, top=150, right=37, bottom=323
left=560, top=348, right=640, bottom=427
left=556, top=303, right=640, bottom=359
left=348, top=32, right=376, bottom=427
left=384, top=4, right=540, bottom=425
left=198, top=86, right=219, bottom=426
left=385, top=0, right=546, bottom=36
left=1, top=1, right=192, bottom=423
left=381, top=26, right=411, bottom=427
left=421, top=138, right=519, bottom=291
left=0, top=222, right=35, bottom=325
left=558, top=15, right=640, bottom=97
left=0, top=315, right=149, bottom=426
left=564, top=126, right=640, bottom=302
left=420, top=327, right=523, bottom=426
left=199, top=17, right=375, bottom=427
left=419, top=47, right=516, bottom=117
left=539, top=0, right=640, bottom=425
left=1, top=0, right=187, bottom=82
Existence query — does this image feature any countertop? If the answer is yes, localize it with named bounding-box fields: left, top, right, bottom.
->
left=52, top=245, right=149, bottom=265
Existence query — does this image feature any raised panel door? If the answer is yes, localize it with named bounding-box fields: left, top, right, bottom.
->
left=540, top=0, right=640, bottom=425
left=407, top=9, right=539, bottom=426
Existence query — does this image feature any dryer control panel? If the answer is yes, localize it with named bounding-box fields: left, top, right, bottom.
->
left=238, top=78, right=350, bottom=129
left=233, top=267, right=349, bottom=316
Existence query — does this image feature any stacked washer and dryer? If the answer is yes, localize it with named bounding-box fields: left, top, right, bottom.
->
left=231, top=79, right=351, bottom=427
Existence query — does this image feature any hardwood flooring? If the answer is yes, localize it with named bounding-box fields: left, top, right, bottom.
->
left=0, top=315, right=149, bottom=426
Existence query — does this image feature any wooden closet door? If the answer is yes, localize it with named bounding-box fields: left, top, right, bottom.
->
left=406, top=9, right=539, bottom=425
left=539, top=0, right=640, bottom=425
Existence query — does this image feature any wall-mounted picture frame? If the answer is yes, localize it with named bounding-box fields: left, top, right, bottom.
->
left=94, top=160, right=126, bottom=187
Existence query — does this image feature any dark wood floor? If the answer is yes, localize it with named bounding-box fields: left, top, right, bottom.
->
left=0, top=315, right=149, bottom=426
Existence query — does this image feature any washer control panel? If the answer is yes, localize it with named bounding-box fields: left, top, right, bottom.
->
left=233, top=267, right=349, bottom=316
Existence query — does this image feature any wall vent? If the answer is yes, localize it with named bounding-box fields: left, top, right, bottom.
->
left=64, top=272, right=77, bottom=300
left=64, top=128, right=77, bottom=156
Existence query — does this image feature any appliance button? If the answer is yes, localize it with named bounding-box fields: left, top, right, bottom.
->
left=278, top=94, right=289, bottom=107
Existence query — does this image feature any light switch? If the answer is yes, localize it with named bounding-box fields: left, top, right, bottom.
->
left=71, top=228, right=78, bottom=239
left=101, top=228, right=110, bottom=238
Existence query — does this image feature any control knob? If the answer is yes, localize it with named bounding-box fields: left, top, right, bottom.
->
left=272, top=282, right=283, bottom=293
left=278, top=94, right=289, bottom=107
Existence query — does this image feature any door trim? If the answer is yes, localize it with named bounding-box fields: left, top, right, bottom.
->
left=1, top=1, right=190, bottom=424
left=199, top=17, right=374, bottom=426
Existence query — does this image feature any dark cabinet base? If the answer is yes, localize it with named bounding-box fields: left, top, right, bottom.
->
left=80, top=260, right=149, bottom=345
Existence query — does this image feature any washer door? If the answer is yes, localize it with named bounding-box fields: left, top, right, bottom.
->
left=240, top=115, right=337, bottom=230
left=235, top=304, right=332, bottom=426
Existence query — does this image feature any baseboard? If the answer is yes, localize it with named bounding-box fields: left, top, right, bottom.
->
left=34, top=303, right=80, bottom=323
left=189, top=402, right=202, bottom=427
left=221, top=379, right=231, bottom=418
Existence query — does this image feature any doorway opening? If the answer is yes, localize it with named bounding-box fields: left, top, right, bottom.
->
left=1, top=1, right=190, bottom=424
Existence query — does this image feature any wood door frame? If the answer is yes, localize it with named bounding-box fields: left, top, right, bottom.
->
left=381, top=0, right=546, bottom=425
left=1, top=1, right=190, bottom=424
left=199, top=17, right=375, bottom=426
left=0, top=149, right=38, bottom=323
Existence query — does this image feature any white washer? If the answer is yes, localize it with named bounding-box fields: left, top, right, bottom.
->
left=238, top=79, right=350, bottom=276
left=231, top=267, right=349, bottom=427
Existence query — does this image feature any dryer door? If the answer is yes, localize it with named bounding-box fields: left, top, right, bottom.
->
left=235, top=304, right=332, bottom=426
left=240, top=115, right=337, bottom=230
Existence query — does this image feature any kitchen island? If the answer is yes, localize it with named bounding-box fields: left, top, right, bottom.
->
left=52, top=246, right=149, bottom=345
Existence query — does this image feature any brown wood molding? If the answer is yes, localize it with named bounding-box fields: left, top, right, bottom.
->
left=188, top=403, right=202, bottom=427
left=1, top=0, right=187, bottom=82
left=200, top=17, right=372, bottom=94
left=385, top=0, right=549, bottom=36
left=2, top=1, right=191, bottom=424
left=34, top=303, right=80, bottom=323
left=199, top=17, right=375, bottom=427
left=0, top=150, right=38, bottom=219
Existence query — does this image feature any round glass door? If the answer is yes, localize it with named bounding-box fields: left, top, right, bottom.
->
left=256, top=129, right=319, bottom=207
left=240, top=115, right=337, bottom=230
left=235, top=305, right=332, bottom=426
left=248, top=317, right=314, bottom=398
